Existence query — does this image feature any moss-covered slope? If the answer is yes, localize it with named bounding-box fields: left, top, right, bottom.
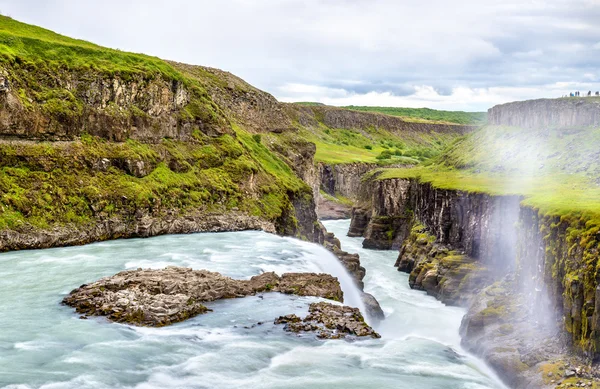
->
left=0, top=15, right=474, bottom=249
left=0, top=15, right=319, bottom=246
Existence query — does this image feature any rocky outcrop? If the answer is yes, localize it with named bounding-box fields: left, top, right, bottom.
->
left=488, top=98, right=600, bottom=129
left=360, top=291, right=385, bottom=321
left=350, top=174, right=413, bottom=249
left=348, top=206, right=371, bottom=237
left=0, top=70, right=229, bottom=142
left=460, top=276, right=565, bottom=389
left=63, top=267, right=343, bottom=326
left=319, top=226, right=385, bottom=320
left=321, top=229, right=366, bottom=288
left=275, top=301, right=380, bottom=339
left=396, top=223, right=491, bottom=306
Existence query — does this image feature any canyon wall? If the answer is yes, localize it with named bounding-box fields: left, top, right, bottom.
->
left=488, top=98, right=600, bottom=129
left=352, top=175, right=600, bottom=387
left=318, top=162, right=377, bottom=200
left=293, top=105, right=476, bottom=138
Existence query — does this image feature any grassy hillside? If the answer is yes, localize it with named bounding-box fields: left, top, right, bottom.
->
left=343, top=106, right=486, bottom=125
left=0, top=14, right=180, bottom=77
left=0, top=16, right=312, bottom=236
left=298, top=123, right=456, bottom=165
left=376, top=125, right=600, bottom=223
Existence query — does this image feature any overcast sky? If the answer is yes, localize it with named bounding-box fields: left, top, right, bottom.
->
left=1, top=0, right=600, bottom=111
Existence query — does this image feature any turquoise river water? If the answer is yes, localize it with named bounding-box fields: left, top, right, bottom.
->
left=0, top=219, right=506, bottom=389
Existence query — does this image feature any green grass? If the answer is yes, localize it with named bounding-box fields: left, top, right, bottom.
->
left=0, top=15, right=180, bottom=78
left=342, top=106, right=487, bottom=125
left=374, top=124, right=600, bottom=224
left=298, top=122, right=456, bottom=165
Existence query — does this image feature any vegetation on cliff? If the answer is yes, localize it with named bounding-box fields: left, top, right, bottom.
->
left=375, top=118, right=600, bottom=362
left=0, top=15, right=315, bottom=239
left=294, top=102, right=486, bottom=125
left=0, top=15, right=479, bottom=244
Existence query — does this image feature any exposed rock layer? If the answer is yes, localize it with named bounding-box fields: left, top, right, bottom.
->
left=488, top=98, right=600, bottom=129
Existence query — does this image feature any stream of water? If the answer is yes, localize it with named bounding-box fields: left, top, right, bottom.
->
left=0, top=220, right=505, bottom=389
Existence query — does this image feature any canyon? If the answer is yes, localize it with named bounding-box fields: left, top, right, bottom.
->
left=1, top=15, right=599, bottom=389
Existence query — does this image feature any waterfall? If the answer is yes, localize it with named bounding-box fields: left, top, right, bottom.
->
left=287, top=237, right=367, bottom=315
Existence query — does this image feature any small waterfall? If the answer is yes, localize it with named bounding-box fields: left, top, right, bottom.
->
left=288, top=237, right=367, bottom=315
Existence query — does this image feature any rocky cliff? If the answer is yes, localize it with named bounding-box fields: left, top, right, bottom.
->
left=353, top=174, right=600, bottom=388
left=488, top=97, right=600, bottom=129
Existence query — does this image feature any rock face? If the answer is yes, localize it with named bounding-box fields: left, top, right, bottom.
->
left=275, top=301, right=380, bottom=339
left=360, top=174, right=600, bottom=388
left=62, top=267, right=343, bottom=327
left=0, top=72, right=226, bottom=142
left=318, top=163, right=377, bottom=200
left=349, top=175, right=413, bottom=249
left=348, top=206, right=371, bottom=237
left=488, top=98, right=600, bottom=129
left=395, top=223, right=490, bottom=306
left=0, top=212, right=276, bottom=252
left=353, top=176, right=522, bottom=265
left=459, top=277, right=564, bottom=389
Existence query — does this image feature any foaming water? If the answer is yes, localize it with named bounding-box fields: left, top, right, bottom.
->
left=0, top=224, right=505, bottom=389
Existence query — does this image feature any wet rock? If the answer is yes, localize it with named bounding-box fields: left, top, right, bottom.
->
left=361, top=291, right=385, bottom=321
left=275, top=301, right=380, bottom=339
left=321, top=229, right=366, bottom=288
left=63, top=267, right=343, bottom=327
left=348, top=206, right=371, bottom=237
left=396, top=223, right=490, bottom=306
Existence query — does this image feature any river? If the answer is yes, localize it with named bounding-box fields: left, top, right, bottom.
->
left=0, top=220, right=505, bottom=389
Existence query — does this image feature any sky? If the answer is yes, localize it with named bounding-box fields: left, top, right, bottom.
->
left=1, top=0, right=600, bottom=111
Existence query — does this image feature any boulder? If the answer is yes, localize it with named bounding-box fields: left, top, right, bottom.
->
left=275, top=301, right=380, bottom=339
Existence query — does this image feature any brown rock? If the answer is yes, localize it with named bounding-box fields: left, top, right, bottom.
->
left=275, top=301, right=380, bottom=339
left=63, top=267, right=343, bottom=327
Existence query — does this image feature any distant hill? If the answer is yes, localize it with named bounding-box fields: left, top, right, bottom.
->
left=342, top=106, right=487, bottom=125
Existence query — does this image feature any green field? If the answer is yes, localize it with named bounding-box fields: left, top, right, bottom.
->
left=298, top=123, right=457, bottom=165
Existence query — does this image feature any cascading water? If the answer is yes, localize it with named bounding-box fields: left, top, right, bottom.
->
left=0, top=223, right=506, bottom=389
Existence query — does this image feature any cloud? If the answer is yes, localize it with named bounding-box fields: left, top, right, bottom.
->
left=1, top=0, right=599, bottom=111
